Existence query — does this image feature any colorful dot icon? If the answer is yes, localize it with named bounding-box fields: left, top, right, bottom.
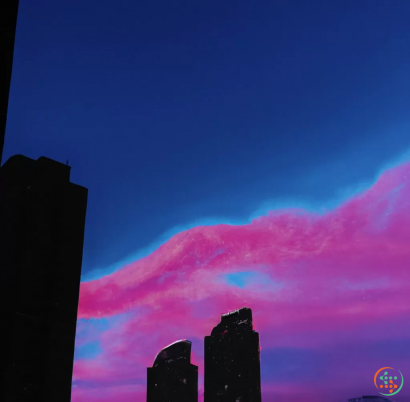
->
left=376, top=368, right=402, bottom=396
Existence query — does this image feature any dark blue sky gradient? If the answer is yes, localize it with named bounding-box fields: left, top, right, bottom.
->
left=4, top=0, right=410, bottom=279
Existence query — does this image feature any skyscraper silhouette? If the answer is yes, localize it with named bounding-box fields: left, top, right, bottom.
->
left=0, top=0, right=20, bottom=165
left=0, top=155, right=88, bottom=402
left=147, top=340, right=198, bottom=402
left=204, top=307, right=262, bottom=402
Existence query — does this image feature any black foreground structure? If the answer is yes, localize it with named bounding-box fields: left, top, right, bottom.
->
left=204, top=307, right=262, bottom=402
left=147, top=340, right=198, bottom=402
left=0, top=0, right=20, bottom=165
left=0, top=155, right=88, bottom=402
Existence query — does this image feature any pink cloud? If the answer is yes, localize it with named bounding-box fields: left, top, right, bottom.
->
left=73, top=162, right=410, bottom=401
left=71, top=384, right=144, bottom=402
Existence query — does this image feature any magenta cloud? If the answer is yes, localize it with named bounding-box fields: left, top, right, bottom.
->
left=73, top=162, right=410, bottom=402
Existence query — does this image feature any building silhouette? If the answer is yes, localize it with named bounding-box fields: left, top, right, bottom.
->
left=348, top=397, right=392, bottom=402
left=0, top=155, right=88, bottom=402
left=147, top=340, right=198, bottom=402
left=0, top=0, right=20, bottom=165
left=204, top=307, right=262, bottom=402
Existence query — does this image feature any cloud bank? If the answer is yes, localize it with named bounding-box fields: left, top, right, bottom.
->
left=73, top=162, right=410, bottom=402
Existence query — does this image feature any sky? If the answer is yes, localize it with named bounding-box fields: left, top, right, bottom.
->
left=3, top=0, right=410, bottom=401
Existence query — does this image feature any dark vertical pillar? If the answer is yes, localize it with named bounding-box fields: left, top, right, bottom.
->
left=147, top=340, right=198, bottom=402
left=0, top=0, right=20, bottom=164
left=0, top=155, right=88, bottom=402
left=204, top=308, right=262, bottom=402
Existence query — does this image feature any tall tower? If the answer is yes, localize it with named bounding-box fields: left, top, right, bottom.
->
left=0, top=155, right=88, bottom=402
left=147, top=340, right=198, bottom=402
left=204, top=307, right=262, bottom=402
left=0, top=0, right=20, bottom=165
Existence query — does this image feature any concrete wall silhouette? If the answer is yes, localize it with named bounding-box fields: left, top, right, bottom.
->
left=204, top=307, right=262, bottom=402
left=0, top=0, right=19, bottom=165
left=147, top=340, right=198, bottom=402
left=0, top=155, right=88, bottom=402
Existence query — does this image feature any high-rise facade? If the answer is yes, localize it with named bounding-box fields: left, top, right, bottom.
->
left=147, top=340, right=198, bottom=402
left=0, top=155, right=88, bottom=402
left=0, top=0, right=20, bottom=164
left=204, top=307, right=262, bottom=402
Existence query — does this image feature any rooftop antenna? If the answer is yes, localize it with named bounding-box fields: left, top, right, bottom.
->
left=66, top=160, right=68, bottom=165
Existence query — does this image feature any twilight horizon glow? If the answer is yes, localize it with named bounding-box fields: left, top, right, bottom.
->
left=72, top=161, right=410, bottom=402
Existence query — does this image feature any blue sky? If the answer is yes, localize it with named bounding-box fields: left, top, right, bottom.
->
left=4, top=0, right=410, bottom=281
